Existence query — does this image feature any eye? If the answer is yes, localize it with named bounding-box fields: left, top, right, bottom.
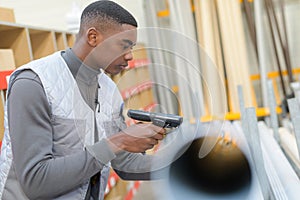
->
left=122, top=43, right=134, bottom=51
left=120, top=40, right=135, bottom=51
left=122, top=44, right=130, bottom=50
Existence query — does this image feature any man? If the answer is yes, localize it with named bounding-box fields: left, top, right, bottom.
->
left=0, top=1, right=167, bottom=199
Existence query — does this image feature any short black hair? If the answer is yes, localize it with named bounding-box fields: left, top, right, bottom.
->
left=79, top=0, right=137, bottom=35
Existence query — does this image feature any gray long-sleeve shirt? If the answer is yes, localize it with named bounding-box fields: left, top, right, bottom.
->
left=6, top=49, right=116, bottom=199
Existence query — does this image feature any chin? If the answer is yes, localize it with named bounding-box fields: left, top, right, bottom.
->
left=105, top=65, right=124, bottom=75
left=105, top=70, right=120, bottom=76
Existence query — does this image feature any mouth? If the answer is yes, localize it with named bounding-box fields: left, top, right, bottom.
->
left=119, top=64, right=128, bottom=70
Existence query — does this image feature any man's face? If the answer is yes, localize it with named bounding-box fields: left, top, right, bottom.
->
left=92, top=24, right=137, bottom=75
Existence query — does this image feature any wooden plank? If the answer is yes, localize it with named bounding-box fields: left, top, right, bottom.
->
left=231, top=0, right=256, bottom=107
left=194, top=0, right=227, bottom=118
left=216, top=0, right=254, bottom=112
left=216, top=0, right=238, bottom=112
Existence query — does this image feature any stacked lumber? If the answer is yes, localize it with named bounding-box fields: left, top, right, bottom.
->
left=215, top=0, right=255, bottom=112
left=194, top=0, right=227, bottom=118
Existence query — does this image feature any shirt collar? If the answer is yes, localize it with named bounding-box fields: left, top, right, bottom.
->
left=62, top=48, right=101, bottom=85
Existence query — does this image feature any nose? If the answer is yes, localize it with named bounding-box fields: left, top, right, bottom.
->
left=124, top=50, right=133, bottom=61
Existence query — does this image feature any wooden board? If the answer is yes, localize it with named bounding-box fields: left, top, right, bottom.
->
left=216, top=0, right=255, bottom=112
left=194, top=0, right=228, bottom=118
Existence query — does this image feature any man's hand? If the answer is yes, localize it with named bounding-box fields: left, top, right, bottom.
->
left=107, top=123, right=166, bottom=153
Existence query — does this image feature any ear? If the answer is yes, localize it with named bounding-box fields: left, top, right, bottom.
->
left=86, top=27, right=102, bottom=47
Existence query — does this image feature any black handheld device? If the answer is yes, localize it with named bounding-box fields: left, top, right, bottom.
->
left=127, top=109, right=183, bottom=128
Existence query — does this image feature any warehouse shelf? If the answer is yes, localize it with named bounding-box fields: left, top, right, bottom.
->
left=128, top=58, right=150, bottom=69
left=171, top=67, right=290, bottom=122
left=54, top=32, right=66, bottom=51
left=124, top=181, right=141, bottom=200
left=157, top=5, right=195, bottom=17
left=0, top=21, right=75, bottom=142
left=0, top=21, right=75, bottom=67
left=28, top=28, right=56, bottom=59
left=0, top=23, right=32, bottom=66
left=200, top=107, right=282, bottom=122
left=66, top=33, right=75, bottom=48
left=250, top=68, right=300, bottom=80
left=104, top=171, right=120, bottom=197
left=251, top=67, right=300, bottom=105
left=106, top=101, right=156, bottom=199
left=121, top=81, right=152, bottom=100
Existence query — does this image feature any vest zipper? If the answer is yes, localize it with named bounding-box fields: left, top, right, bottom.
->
left=97, top=84, right=100, bottom=112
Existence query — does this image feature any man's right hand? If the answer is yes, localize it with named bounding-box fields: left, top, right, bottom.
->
left=107, top=123, right=166, bottom=153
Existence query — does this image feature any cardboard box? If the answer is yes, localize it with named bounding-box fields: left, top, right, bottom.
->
left=124, top=94, right=142, bottom=110
left=0, top=7, right=16, bottom=23
left=116, top=68, right=137, bottom=91
left=111, top=73, right=121, bottom=83
left=136, top=66, right=150, bottom=85
left=0, top=49, right=16, bottom=71
left=132, top=44, right=148, bottom=60
left=105, top=179, right=130, bottom=200
left=140, top=89, right=154, bottom=108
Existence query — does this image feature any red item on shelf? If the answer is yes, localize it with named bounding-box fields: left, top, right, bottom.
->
left=121, top=81, right=153, bottom=100
left=104, top=171, right=120, bottom=196
left=124, top=181, right=141, bottom=200
left=128, top=59, right=149, bottom=69
left=0, top=70, right=14, bottom=90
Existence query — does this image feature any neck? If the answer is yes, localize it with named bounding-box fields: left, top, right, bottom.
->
left=72, top=41, right=99, bottom=70
left=72, top=39, right=97, bottom=69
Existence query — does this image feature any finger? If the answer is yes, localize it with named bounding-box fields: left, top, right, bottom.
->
left=152, top=133, right=165, bottom=141
left=153, top=138, right=159, bottom=145
left=138, top=124, right=166, bottom=135
left=149, top=128, right=165, bottom=137
left=147, top=137, right=159, bottom=145
left=150, top=124, right=166, bottom=132
left=142, top=142, right=155, bottom=151
left=147, top=144, right=155, bottom=150
left=158, top=128, right=166, bottom=134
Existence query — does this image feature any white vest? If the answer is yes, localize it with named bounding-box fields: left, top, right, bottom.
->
left=0, top=52, right=124, bottom=200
